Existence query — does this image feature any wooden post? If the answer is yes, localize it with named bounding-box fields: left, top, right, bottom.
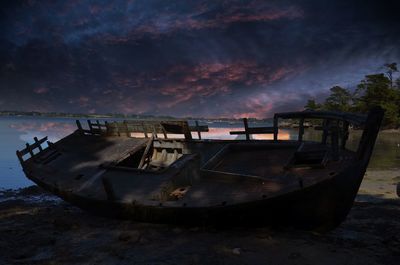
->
left=298, top=117, right=305, bottom=142
left=123, top=121, right=129, bottom=137
left=87, top=120, right=93, bottom=133
left=341, top=121, right=349, bottom=149
left=161, top=126, right=168, bottom=139
left=321, top=119, right=330, bottom=145
left=96, top=120, right=101, bottom=134
left=105, top=121, right=109, bottom=135
left=26, top=143, right=34, bottom=157
left=356, top=107, right=384, bottom=161
left=115, top=122, right=120, bottom=137
left=182, top=122, right=193, bottom=140
left=16, top=151, right=24, bottom=164
left=34, top=137, right=43, bottom=152
left=195, top=121, right=201, bottom=140
left=243, top=118, right=250, bottom=140
left=153, top=125, right=158, bottom=139
left=76, top=120, right=83, bottom=134
left=273, top=115, right=278, bottom=141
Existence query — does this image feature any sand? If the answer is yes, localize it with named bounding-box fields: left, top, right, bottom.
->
left=0, top=169, right=399, bottom=265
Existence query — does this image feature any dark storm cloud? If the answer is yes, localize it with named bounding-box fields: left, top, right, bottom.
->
left=0, top=0, right=399, bottom=118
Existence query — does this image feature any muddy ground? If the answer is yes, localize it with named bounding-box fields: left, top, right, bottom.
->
left=0, top=170, right=399, bottom=265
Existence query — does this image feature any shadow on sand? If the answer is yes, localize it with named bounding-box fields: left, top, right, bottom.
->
left=0, top=186, right=399, bottom=265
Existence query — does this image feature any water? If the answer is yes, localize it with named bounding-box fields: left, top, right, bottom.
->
left=0, top=116, right=399, bottom=189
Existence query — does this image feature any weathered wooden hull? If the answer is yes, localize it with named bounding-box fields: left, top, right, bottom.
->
left=22, top=157, right=365, bottom=231
left=17, top=107, right=384, bottom=231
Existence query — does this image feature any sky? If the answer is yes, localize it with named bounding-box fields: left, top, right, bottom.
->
left=0, top=0, right=399, bottom=119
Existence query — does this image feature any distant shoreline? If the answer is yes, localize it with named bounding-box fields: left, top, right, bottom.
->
left=0, top=111, right=271, bottom=123
left=1, top=111, right=399, bottom=131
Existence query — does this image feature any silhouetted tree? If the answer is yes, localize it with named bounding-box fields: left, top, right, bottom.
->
left=354, top=73, right=399, bottom=127
left=324, top=86, right=352, bottom=112
left=303, top=63, right=400, bottom=128
left=385, top=62, right=398, bottom=88
left=304, top=99, right=322, bottom=111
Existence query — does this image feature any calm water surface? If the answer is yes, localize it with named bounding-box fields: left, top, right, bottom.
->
left=0, top=116, right=399, bottom=189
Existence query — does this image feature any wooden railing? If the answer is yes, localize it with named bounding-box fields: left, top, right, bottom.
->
left=229, top=118, right=275, bottom=140
left=75, top=119, right=209, bottom=140
left=16, top=136, right=52, bottom=164
left=228, top=109, right=379, bottom=162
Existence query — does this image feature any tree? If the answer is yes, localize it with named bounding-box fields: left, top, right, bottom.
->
left=355, top=73, right=400, bottom=127
left=324, top=86, right=352, bottom=112
left=303, top=62, right=400, bottom=128
left=384, top=62, right=398, bottom=88
left=304, top=99, right=322, bottom=111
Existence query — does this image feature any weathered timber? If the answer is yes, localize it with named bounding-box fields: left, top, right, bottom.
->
left=16, top=108, right=384, bottom=231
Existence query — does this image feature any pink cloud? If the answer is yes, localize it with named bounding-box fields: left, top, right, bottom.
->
left=100, top=4, right=304, bottom=44
left=33, top=87, right=49, bottom=94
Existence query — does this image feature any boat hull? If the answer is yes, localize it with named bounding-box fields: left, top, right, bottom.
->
left=24, top=161, right=364, bottom=231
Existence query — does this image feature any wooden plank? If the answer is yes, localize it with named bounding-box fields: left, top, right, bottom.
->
left=18, top=136, right=49, bottom=156
left=142, top=122, right=148, bottom=138
left=298, top=117, right=305, bottom=142
left=26, top=143, right=34, bottom=157
left=341, top=121, right=350, bottom=149
left=182, top=122, right=192, bottom=140
left=230, top=126, right=275, bottom=135
left=34, top=137, right=43, bottom=152
left=195, top=121, right=201, bottom=139
left=275, top=110, right=367, bottom=125
left=76, top=120, right=83, bottom=133
left=16, top=151, right=24, bottom=164
left=356, top=107, right=385, bottom=160
left=188, top=125, right=209, bottom=132
left=243, top=118, right=250, bottom=140
left=273, top=116, right=278, bottom=141
left=87, top=120, right=93, bottom=131
left=321, top=119, right=330, bottom=145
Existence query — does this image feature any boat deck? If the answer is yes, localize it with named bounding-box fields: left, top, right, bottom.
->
left=23, top=132, right=355, bottom=209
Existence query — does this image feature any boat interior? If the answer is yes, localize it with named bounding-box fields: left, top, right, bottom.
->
left=17, top=110, right=374, bottom=208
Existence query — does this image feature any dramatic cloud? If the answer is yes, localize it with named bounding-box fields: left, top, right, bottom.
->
left=0, top=0, right=399, bottom=118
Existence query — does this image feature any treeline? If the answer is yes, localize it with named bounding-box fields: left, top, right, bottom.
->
left=305, top=63, right=400, bottom=128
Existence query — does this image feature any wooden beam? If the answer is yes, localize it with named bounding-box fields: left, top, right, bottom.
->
left=275, top=110, right=367, bottom=125
left=230, top=126, right=275, bottom=135
left=243, top=118, right=250, bottom=140
left=76, top=120, right=83, bottom=133
left=298, top=117, right=305, bottom=142
left=341, top=121, right=350, bottom=149
left=34, top=137, right=43, bottom=152
left=273, top=115, right=278, bottom=141
left=87, top=120, right=93, bottom=132
left=195, top=121, right=201, bottom=139
left=16, top=150, right=24, bottom=164
left=26, top=143, right=34, bottom=157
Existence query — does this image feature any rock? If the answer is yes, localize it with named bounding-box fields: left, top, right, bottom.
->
left=232, top=248, right=241, bottom=255
left=118, top=231, right=141, bottom=243
left=18, top=185, right=48, bottom=196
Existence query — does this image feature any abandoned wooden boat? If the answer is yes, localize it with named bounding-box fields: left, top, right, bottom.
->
left=17, top=107, right=384, bottom=230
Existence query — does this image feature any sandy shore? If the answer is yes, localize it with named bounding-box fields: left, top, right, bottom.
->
left=1, top=169, right=399, bottom=265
